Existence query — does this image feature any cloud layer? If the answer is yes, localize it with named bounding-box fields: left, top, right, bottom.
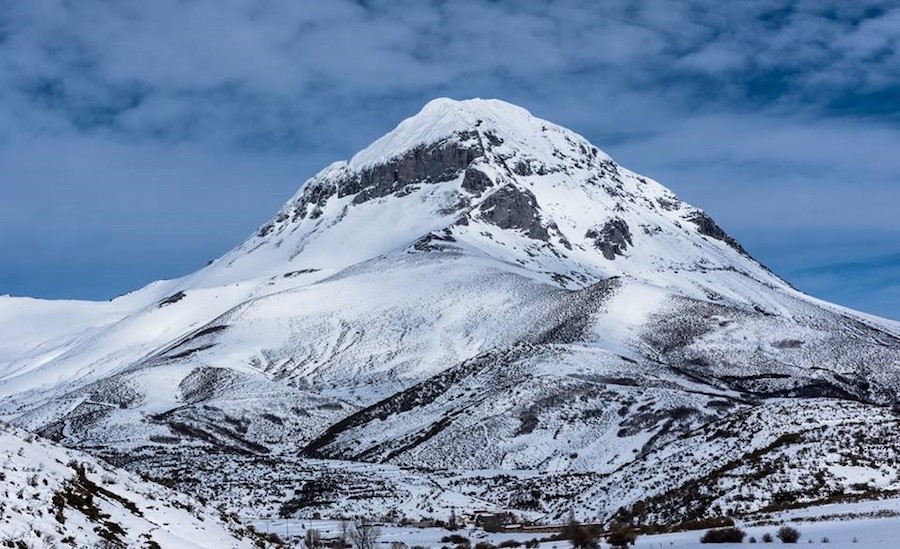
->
left=2, top=0, right=898, bottom=317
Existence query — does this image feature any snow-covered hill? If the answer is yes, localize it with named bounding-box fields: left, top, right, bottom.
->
left=0, top=421, right=273, bottom=547
left=1, top=98, right=899, bottom=531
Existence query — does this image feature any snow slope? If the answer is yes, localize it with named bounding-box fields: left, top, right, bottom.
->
left=1, top=98, right=899, bottom=527
left=0, top=421, right=271, bottom=547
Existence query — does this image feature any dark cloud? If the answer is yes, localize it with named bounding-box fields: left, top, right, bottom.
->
left=1, top=0, right=898, bottom=318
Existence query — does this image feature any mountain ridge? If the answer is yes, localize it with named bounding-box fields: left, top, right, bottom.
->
left=203, top=98, right=788, bottom=302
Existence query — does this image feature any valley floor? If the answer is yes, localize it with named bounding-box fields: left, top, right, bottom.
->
left=250, top=497, right=900, bottom=549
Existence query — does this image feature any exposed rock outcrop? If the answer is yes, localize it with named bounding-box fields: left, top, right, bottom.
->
left=586, top=218, right=633, bottom=260
left=461, top=166, right=494, bottom=196
left=686, top=211, right=750, bottom=256
left=478, top=185, right=550, bottom=241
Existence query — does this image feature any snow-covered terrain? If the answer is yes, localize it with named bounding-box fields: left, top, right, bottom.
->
left=2, top=98, right=899, bottom=539
left=0, top=422, right=272, bottom=547
left=254, top=497, right=900, bottom=548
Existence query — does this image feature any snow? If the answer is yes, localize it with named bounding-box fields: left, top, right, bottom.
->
left=349, top=98, right=611, bottom=171
left=0, top=97, right=899, bottom=539
left=588, top=282, right=668, bottom=357
left=251, top=492, right=900, bottom=546
left=0, top=296, right=125, bottom=378
left=255, top=508, right=900, bottom=549
left=0, top=422, right=263, bottom=548
left=637, top=519, right=893, bottom=548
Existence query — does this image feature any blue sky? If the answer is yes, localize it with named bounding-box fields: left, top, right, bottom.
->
left=1, top=0, right=898, bottom=319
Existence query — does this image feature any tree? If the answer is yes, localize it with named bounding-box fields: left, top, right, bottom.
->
left=449, top=508, right=458, bottom=530
left=700, top=527, right=746, bottom=543
left=606, top=520, right=637, bottom=549
left=560, top=512, right=599, bottom=549
left=776, top=526, right=800, bottom=544
left=351, top=519, right=382, bottom=549
left=336, top=519, right=351, bottom=549
left=568, top=526, right=598, bottom=549
left=561, top=510, right=578, bottom=540
left=562, top=511, right=594, bottom=549
left=305, top=528, right=322, bottom=549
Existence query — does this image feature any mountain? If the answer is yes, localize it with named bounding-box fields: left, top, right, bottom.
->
left=2, top=98, right=900, bottom=529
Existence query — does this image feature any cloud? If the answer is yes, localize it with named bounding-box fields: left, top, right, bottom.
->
left=1, top=0, right=898, bottom=318
left=605, top=113, right=900, bottom=229
left=5, top=0, right=896, bottom=144
left=786, top=252, right=900, bottom=320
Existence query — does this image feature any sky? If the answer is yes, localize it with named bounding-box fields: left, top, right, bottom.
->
left=1, top=0, right=898, bottom=319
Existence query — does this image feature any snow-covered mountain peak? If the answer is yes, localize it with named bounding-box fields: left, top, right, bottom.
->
left=202, top=97, right=786, bottom=304
left=348, top=97, right=609, bottom=170
left=349, top=97, right=613, bottom=175
left=4, top=98, right=900, bottom=536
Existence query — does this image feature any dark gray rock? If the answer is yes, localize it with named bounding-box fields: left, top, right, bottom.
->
left=656, top=197, right=681, bottom=211
left=157, top=291, right=187, bottom=307
left=586, top=218, right=633, bottom=260
left=478, top=185, right=550, bottom=241
left=461, top=167, right=494, bottom=195
left=483, top=130, right=504, bottom=147
left=412, top=229, right=457, bottom=252
left=512, top=160, right=534, bottom=176
left=289, top=131, right=484, bottom=215
left=345, top=133, right=483, bottom=204
left=295, top=181, right=338, bottom=220
left=686, top=211, right=750, bottom=256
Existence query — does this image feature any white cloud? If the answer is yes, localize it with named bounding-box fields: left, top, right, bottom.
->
left=1, top=0, right=898, bottom=316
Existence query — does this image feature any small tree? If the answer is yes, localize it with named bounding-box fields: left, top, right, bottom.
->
left=561, top=511, right=580, bottom=542
left=562, top=512, right=597, bottom=549
left=336, top=519, right=351, bottom=549
left=761, top=532, right=773, bottom=543
left=606, top=521, right=637, bottom=549
left=568, top=526, right=598, bottom=549
left=351, top=519, right=382, bottom=549
left=776, top=526, right=800, bottom=544
left=305, top=528, right=322, bottom=549
left=700, top=527, right=746, bottom=543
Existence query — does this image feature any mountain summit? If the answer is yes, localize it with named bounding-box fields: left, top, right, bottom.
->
left=2, top=98, right=900, bottom=526
left=207, top=98, right=781, bottom=303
